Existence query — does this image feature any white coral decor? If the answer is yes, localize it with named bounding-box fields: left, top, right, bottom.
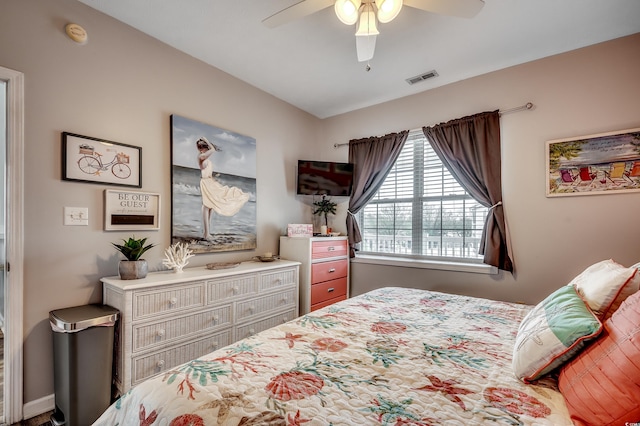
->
left=163, top=242, right=194, bottom=273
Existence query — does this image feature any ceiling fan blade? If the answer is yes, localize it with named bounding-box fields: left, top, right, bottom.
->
left=262, top=0, right=335, bottom=28
left=356, top=34, right=377, bottom=62
left=403, top=0, right=484, bottom=18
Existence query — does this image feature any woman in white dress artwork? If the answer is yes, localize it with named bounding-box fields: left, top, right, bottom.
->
left=196, top=137, right=250, bottom=240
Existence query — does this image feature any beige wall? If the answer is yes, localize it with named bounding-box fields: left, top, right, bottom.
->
left=1, top=0, right=640, bottom=414
left=322, top=33, right=640, bottom=304
left=0, top=0, right=322, bottom=407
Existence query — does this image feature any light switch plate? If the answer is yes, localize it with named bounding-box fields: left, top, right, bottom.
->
left=64, top=207, right=89, bottom=226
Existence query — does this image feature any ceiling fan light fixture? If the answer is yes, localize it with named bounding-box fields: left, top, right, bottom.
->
left=335, top=0, right=362, bottom=25
left=355, top=4, right=379, bottom=36
left=376, top=0, right=403, bottom=23
left=356, top=34, right=376, bottom=62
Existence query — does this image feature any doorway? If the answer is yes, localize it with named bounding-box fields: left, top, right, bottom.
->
left=0, top=78, right=4, bottom=421
left=0, top=65, right=25, bottom=424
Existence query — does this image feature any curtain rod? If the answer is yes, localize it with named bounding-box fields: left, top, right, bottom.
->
left=333, top=102, right=534, bottom=148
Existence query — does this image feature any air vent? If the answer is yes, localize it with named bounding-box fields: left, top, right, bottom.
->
left=406, top=70, right=439, bottom=85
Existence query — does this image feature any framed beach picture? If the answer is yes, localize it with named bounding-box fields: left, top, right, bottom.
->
left=170, top=114, right=257, bottom=254
left=62, top=132, right=142, bottom=187
left=546, top=127, right=640, bottom=197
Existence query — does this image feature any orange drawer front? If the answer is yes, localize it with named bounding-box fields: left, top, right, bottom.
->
left=312, top=259, right=347, bottom=283
left=312, top=240, right=348, bottom=259
left=311, top=294, right=347, bottom=312
left=311, top=277, right=348, bottom=305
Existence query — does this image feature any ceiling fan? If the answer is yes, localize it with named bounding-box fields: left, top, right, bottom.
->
left=263, top=0, right=484, bottom=62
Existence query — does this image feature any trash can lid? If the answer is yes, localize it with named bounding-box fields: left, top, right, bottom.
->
left=49, top=304, right=119, bottom=331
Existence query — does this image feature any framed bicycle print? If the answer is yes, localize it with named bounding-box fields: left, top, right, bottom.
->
left=62, top=132, right=142, bottom=187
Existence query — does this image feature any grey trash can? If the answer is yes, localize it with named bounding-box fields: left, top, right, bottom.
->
left=49, top=304, right=119, bottom=426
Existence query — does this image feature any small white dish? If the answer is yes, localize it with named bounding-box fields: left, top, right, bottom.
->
left=252, top=255, right=279, bottom=262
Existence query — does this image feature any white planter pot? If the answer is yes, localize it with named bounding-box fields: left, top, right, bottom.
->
left=118, top=260, right=148, bottom=280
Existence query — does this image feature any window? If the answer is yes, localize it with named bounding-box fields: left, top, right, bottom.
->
left=357, top=130, right=488, bottom=262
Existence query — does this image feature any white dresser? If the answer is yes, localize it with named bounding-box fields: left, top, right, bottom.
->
left=102, top=260, right=300, bottom=394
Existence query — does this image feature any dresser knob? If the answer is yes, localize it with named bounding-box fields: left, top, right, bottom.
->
left=156, top=360, right=165, bottom=369
left=282, top=296, right=288, bottom=302
left=249, top=305, right=255, bottom=312
left=328, top=287, right=335, bottom=293
left=328, top=246, right=335, bottom=251
left=212, top=315, right=219, bottom=322
left=157, top=329, right=165, bottom=337
left=232, top=286, right=239, bottom=294
left=249, top=328, right=255, bottom=335
left=281, top=317, right=288, bottom=323
left=328, top=268, right=336, bottom=273
left=211, top=342, right=218, bottom=349
left=169, top=297, right=177, bottom=306
left=275, top=278, right=282, bottom=284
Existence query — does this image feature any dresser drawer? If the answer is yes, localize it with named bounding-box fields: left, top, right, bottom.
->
left=132, top=305, right=232, bottom=353
left=311, top=294, right=348, bottom=312
left=132, top=282, right=205, bottom=320
left=312, top=240, right=348, bottom=259
left=132, top=330, right=232, bottom=385
left=311, top=277, right=348, bottom=305
left=207, top=274, right=258, bottom=303
left=236, top=288, right=297, bottom=322
left=260, top=267, right=297, bottom=291
left=312, top=259, right=348, bottom=283
left=235, top=308, right=297, bottom=340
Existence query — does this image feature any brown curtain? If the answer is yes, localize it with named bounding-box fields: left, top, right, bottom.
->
left=346, top=131, right=409, bottom=257
left=423, top=111, right=513, bottom=272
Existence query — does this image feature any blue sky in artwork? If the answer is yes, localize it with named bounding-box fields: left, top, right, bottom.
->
left=171, top=114, right=256, bottom=178
left=556, top=132, right=640, bottom=167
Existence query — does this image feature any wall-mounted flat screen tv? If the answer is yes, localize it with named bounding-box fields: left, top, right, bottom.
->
left=296, top=160, right=354, bottom=196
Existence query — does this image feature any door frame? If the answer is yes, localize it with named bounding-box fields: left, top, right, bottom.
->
left=1, top=65, right=24, bottom=424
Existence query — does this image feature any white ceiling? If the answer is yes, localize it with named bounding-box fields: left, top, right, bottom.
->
left=78, top=0, right=640, bottom=119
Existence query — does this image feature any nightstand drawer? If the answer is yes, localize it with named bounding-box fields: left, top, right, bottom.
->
left=132, top=305, right=232, bottom=353
left=311, top=277, right=348, bottom=305
left=312, top=240, right=348, bottom=259
left=132, top=282, right=205, bottom=320
left=312, top=259, right=348, bottom=283
left=311, top=294, right=348, bottom=312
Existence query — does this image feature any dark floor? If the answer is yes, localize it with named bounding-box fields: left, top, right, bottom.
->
left=10, top=411, right=53, bottom=426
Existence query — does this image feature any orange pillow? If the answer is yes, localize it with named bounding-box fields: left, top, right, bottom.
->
left=558, top=289, right=640, bottom=425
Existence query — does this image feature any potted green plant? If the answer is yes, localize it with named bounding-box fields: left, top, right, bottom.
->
left=313, top=195, right=337, bottom=231
left=112, top=236, right=156, bottom=280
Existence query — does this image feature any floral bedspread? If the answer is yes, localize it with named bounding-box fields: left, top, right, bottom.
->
left=94, top=287, right=572, bottom=425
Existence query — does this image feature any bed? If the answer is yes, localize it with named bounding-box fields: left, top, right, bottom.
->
left=94, top=286, right=575, bottom=425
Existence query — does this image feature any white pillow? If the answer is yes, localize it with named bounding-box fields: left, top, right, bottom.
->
left=570, top=259, right=639, bottom=319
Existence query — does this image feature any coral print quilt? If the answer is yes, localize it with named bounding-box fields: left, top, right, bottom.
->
left=94, top=287, right=572, bottom=425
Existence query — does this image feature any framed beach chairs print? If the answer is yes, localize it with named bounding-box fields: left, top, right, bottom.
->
left=546, top=127, right=640, bottom=197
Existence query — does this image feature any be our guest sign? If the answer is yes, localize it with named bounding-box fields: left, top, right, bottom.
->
left=104, top=189, right=160, bottom=231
